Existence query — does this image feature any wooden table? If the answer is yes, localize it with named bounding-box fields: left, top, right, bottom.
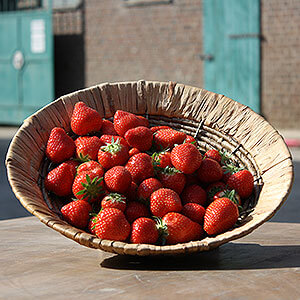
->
left=0, top=217, right=299, bottom=299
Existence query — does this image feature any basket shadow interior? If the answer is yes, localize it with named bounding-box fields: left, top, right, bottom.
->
left=6, top=81, right=294, bottom=256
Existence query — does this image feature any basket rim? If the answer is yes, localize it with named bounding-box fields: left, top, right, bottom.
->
left=6, top=80, right=294, bottom=256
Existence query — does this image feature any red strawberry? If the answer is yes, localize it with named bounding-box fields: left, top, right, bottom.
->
left=101, top=193, right=127, bottom=212
left=185, top=173, right=199, bottom=186
left=138, top=178, right=163, bottom=201
left=125, top=153, right=155, bottom=184
left=197, top=158, right=223, bottom=183
left=161, top=212, right=203, bottom=244
left=151, top=151, right=172, bottom=168
left=95, top=208, right=130, bottom=241
left=75, top=136, right=102, bottom=162
left=125, top=201, right=150, bottom=223
left=71, top=102, right=103, bottom=135
left=104, top=166, right=132, bottom=194
left=130, top=217, right=159, bottom=244
left=88, top=214, right=98, bottom=234
left=129, top=148, right=140, bottom=157
left=100, top=119, right=117, bottom=136
left=150, top=188, right=182, bottom=218
left=171, top=143, right=202, bottom=174
left=45, top=160, right=78, bottom=196
left=124, top=126, right=153, bottom=151
left=184, top=135, right=196, bottom=144
left=125, top=181, right=138, bottom=202
left=45, top=127, right=75, bottom=163
left=206, top=181, right=227, bottom=204
left=137, top=115, right=149, bottom=128
left=153, top=128, right=186, bottom=150
left=181, top=184, right=207, bottom=206
left=158, top=166, right=186, bottom=194
left=203, top=197, right=239, bottom=235
left=227, top=169, right=254, bottom=198
left=77, top=161, right=104, bottom=176
left=98, top=137, right=129, bottom=170
left=150, top=125, right=171, bottom=133
left=113, top=110, right=143, bottom=137
left=204, top=149, right=221, bottom=163
left=181, top=203, right=206, bottom=224
left=61, top=200, right=92, bottom=229
left=99, top=135, right=130, bottom=151
left=72, top=172, right=104, bottom=203
left=222, top=168, right=232, bottom=183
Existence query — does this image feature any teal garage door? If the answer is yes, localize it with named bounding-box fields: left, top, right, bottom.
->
left=0, top=0, right=54, bottom=125
left=203, top=0, right=260, bottom=112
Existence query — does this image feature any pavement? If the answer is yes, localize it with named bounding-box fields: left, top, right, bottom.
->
left=0, top=126, right=299, bottom=223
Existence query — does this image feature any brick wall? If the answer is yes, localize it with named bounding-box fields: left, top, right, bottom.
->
left=84, top=0, right=203, bottom=88
left=84, top=0, right=299, bottom=129
left=261, top=0, right=300, bottom=129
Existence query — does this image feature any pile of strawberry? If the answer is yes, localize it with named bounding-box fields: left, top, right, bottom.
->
left=44, top=101, right=254, bottom=245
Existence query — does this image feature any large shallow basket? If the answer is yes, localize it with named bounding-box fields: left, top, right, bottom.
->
left=6, top=81, right=294, bottom=256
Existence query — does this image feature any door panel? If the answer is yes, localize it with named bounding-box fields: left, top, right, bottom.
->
left=203, top=0, right=260, bottom=112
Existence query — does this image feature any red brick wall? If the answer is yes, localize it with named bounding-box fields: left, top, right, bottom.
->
left=261, top=0, right=300, bottom=129
left=85, top=0, right=203, bottom=88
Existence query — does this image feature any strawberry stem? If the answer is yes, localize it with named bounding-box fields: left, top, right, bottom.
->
left=100, top=137, right=122, bottom=155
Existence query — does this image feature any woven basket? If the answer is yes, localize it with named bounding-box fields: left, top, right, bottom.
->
left=6, top=81, right=294, bottom=256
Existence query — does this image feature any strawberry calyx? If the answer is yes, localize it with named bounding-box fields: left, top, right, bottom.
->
left=154, top=216, right=168, bottom=246
left=160, top=165, right=181, bottom=175
left=151, top=150, right=170, bottom=168
left=100, top=137, right=122, bottom=155
left=105, top=193, right=126, bottom=204
left=76, top=174, right=104, bottom=201
left=222, top=163, right=244, bottom=175
left=220, top=150, right=232, bottom=165
left=221, top=189, right=243, bottom=213
left=76, top=152, right=91, bottom=163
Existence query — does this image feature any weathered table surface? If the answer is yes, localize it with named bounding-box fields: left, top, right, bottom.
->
left=0, top=217, right=299, bottom=300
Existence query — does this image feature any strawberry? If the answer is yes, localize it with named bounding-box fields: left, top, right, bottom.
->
left=45, top=160, right=78, bottom=197
left=181, top=203, right=206, bottom=224
left=129, top=147, right=140, bottom=157
left=95, top=208, right=130, bottom=241
left=72, top=172, right=104, bottom=203
left=150, top=188, right=182, bottom=218
left=125, top=153, right=154, bottom=184
left=100, top=119, right=117, bottom=136
left=184, top=135, right=196, bottom=144
left=161, top=212, right=203, bottom=244
left=75, top=136, right=102, bottom=162
left=204, top=149, right=221, bottom=163
left=71, top=102, right=103, bottom=135
left=101, top=193, right=127, bottom=212
left=125, top=181, right=138, bottom=202
left=150, top=125, right=171, bottom=133
left=98, top=137, right=129, bottom=170
left=197, top=158, right=223, bottom=183
left=77, top=160, right=104, bottom=176
left=151, top=151, right=172, bottom=169
left=153, top=128, right=186, bottom=150
left=130, top=217, right=159, bottom=244
left=185, top=173, right=199, bottom=186
left=113, top=110, right=144, bottom=137
left=181, top=184, right=207, bottom=206
left=104, top=166, right=132, bottom=194
left=171, top=143, right=202, bottom=174
left=203, top=197, right=239, bottom=235
left=222, top=168, right=232, bottom=183
left=45, top=127, right=75, bottom=163
left=124, top=126, right=153, bottom=152
left=206, top=181, right=227, bottom=204
left=138, top=178, right=163, bottom=202
left=88, top=214, right=98, bottom=234
left=99, top=135, right=130, bottom=151
left=125, top=201, right=150, bottom=223
left=157, top=166, right=186, bottom=194
left=227, top=169, right=254, bottom=198
left=137, top=115, right=149, bottom=128
left=61, top=200, right=92, bottom=229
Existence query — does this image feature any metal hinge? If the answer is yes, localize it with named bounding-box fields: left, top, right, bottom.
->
left=198, top=54, right=214, bottom=61
left=228, top=33, right=262, bottom=39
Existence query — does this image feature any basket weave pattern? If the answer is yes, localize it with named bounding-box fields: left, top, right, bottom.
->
left=6, top=81, right=294, bottom=256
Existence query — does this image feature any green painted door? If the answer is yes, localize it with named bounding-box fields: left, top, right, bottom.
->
left=0, top=1, right=54, bottom=124
left=203, top=0, right=260, bottom=112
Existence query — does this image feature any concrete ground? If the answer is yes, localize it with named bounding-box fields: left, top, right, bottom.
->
left=0, top=126, right=299, bottom=223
